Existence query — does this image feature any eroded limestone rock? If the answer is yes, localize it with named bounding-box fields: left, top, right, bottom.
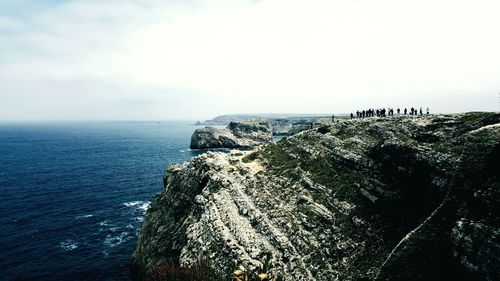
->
left=190, top=121, right=272, bottom=149
left=134, top=113, right=500, bottom=281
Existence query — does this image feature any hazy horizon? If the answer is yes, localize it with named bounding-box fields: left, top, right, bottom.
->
left=1, top=110, right=498, bottom=123
left=1, top=0, right=499, bottom=121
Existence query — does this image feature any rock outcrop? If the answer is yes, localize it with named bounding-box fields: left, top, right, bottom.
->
left=190, top=121, right=272, bottom=149
left=271, top=119, right=315, bottom=136
left=133, top=112, right=500, bottom=281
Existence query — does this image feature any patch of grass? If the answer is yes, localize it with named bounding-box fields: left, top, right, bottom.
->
left=208, top=181, right=223, bottom=193
left=242, top=152, right=259, bottom=163
left=260, top=142, right=300, bottom=173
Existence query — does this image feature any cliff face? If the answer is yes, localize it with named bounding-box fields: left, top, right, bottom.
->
left=271, top=119, right=314, bottom=136
left=133, top=112, right=499, bottom=281
left=190, top=121, right=272, bottom=149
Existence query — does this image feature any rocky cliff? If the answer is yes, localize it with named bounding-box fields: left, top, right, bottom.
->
left=190, top=121, right=272, bottom=149
left=133, top=112, right=499, bottom=281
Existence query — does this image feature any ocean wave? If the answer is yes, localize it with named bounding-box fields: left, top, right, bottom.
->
left=103, top=232, right=130, bottom=248
left=75, top=214, right=93, bottom=219
left=138, top=202, right=150, bottom=212
left=123, top=200, right=150, bottom=213
left=59, top=240, right=78, bottom=251
left=123, top=201, right=143, bottom=207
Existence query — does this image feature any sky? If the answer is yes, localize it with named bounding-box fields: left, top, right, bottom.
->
left=0, top=0, right=499, bottom=121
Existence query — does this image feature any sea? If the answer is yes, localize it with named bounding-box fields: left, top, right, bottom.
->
left=0, top=121, right=206, bottom=281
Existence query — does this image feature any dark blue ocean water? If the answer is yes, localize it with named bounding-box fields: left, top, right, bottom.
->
left=0, top=121, right=204, bottom=281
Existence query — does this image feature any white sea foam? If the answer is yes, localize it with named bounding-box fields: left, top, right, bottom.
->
left=138, top=202, right=150, bottom=212
left=103, top=232, right=130, bottom=248
left=123, top=200, right=150, bottom=213
left=59, top=240, right=78, bottom=251
left=76, top=214, right=93, bottom=219
left=123, top=201, right=143, bottom=207
left=99, top=220, right=109, bottom=226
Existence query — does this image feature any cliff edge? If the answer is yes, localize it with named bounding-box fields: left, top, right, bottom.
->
left=133, top=112, right=499, bottom=281
left=190, top=121, right=272, bottom=149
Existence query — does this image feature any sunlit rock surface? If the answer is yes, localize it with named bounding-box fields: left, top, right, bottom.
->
left=190, top=121, right=272, bottom=149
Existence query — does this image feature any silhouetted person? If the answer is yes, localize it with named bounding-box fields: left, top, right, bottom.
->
left=404, top=108, right=407, bottom=115
left=426, top=107, right=430, bottom=115
left=332, top=115, right=335, bottom=122
left=419, top=107, right=423, bottom=115
left=397, top=108, right=400, bottom=115
left=350, top=113, right=354, bottom=119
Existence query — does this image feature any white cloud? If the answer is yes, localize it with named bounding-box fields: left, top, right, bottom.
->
left=0, top=0, right=499, bottom=120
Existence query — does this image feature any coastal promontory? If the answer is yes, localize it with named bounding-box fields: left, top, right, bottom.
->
left=133, top=112, right=500, bottom=281
left=190, top=121, right=273, bottom=149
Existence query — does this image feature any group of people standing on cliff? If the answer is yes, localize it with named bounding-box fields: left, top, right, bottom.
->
left=350, top=107, right=430, bottom=119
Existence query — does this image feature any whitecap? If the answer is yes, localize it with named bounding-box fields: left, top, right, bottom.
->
left=99, top=220, right=109, bottom=226
left=76, top=214, right=93, bottom=219
left=123, top=201, right=143, bottom=207
left=138, top=202, right=151, bottom=212
left=123, top=200, right=150, bottom=213
left=59, top=240, right=78, bottom=251
left=103, top=232, right=130, bottom=248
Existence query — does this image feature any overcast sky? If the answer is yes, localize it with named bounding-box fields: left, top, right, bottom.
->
left=0, top=0, right=499, bottom=120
